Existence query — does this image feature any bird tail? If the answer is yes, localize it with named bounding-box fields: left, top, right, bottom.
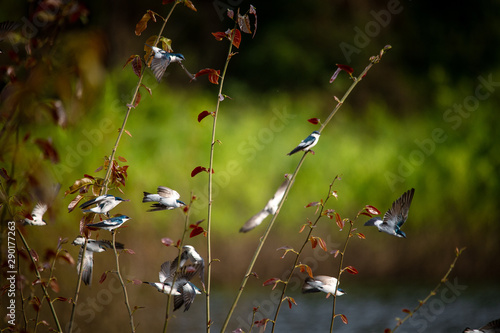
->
left=287, top=147, right=301, bottom=156
left=142, top=192, right=153, bottom=202
left=364, top=217, right=381, bottom=226
left=147, top=203, right=167, bottom=212
left=301, top=277, right=320, bottom=294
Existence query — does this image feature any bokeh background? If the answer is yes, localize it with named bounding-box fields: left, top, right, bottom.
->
left=1, top=0, right=499, bottom=332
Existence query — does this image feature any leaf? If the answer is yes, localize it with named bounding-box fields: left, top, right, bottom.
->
left=227, top=9, right=234, bottom=19
left=211, top=31, right=227, bottom=41
left=99, top=272, right=108, bottom=284
left=123, top=249, right=135, bottom=255
left=141, top=83, right=152, bottom=96
left=118, top=156, right=127, bottom=162
left=68, top=194, right=84, bottom=213
left=335, top=212, right=344, bottom=229
left=30, top=249, right=39, bottom=262
left=296, top=264, right=313, bottom=278
left=337, top=64, right=354, bottom=74
left=124, top=129, right=132, bottom=137
left=384, top=329, right=392, bottom=333
left=305, top=201, right=320, bottom=208
left=237, top=13, right=252, bottom=34
left=194, top=68, right=220, bottom=84
left=340, top=314, right=348, bottom=324
left=249, top=5, right=257, bottom=38
left=65, top=177, right=94, bottom=196
left=286, top=297, right=297, bottom=309
left=307, top=118, right=320, bottom=125
left=317, top=237, right=327, bottom=252
left=357, top=232, right=366, bottom=239
left=262, top=278, right=281, bottom=289
left=191, top=166, right=209, bottom=177
left=34, top=138, right=59, bottom=164
left=49, top=278, right=60, bottom=293
left=276, top=246, right=297, bottom=259
left=135, top=12, right=152, bottom=36
left=54, top=297, right=68, bottom=302
left=310, top=237, right=317, bottom=249
left=190, top=226, right=205, bottom=238
left=58, top=251, right=75, bottom=266
left=359, top=212, right=372, bottom=218
left=345, top=266, right=359, bottom=274
left=0, top=167, right=10, bottom=181
left=133, top=91, right=141, bottom=108
left=365, top=205, right=381, bottom=215
left=230, top=28, right=242, bottom=48
left=183, top=0, right=197, bottom=11
left=161, top=237, right=173, bottom=246
left=402, top=308, right=412, bottom=314
left=132, top=56, right=142, bottom=77
left=198, top=110, right=213, bottom=122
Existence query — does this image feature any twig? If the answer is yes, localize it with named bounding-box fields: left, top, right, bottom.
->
left=68, top=237, right=88, bottom=333
left=388, top=247, right=466, bottom=333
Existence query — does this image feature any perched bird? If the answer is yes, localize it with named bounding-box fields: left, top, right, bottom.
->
left=302, top=275, right=345, bottom=297
left=143, top=186, right=186, bottom=211
left=463, top=319, right=500, bottom=333
left=287, top=131, right=321, bottom=156
left=72, top=236, right=124, bottom=286
left=172, top=245, right=205, bottom=286
left=79, top=195, right=128, bottom=217
left=364, top=188, right=415, bottom=238
left=86, top=215, right=131, bottom=232
left=145, top=44, right=185, bottom=82
left=240, top=178, right=290, bottom=232
left=24, top=203, right=48, bottom=226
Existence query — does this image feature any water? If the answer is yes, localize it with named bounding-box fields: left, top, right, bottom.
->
left=164, top=281, right=500, bottom=332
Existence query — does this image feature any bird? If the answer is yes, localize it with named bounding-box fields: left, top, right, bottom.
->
left=463, top=319, right=500, bottom=333
left=23, top=203, right=48, bottom=226
left=302, top=275, right=345, bottom=297
left=79, top=195, right=128, bottom=217
left=287, top=131, right=321, bottom=155
left=143, top=186, right=186, bottom=211
left=240, top=178, right=290, bottom=232
left=174, top=280, right=202, bottom=312
left=86, top=215, right=131, bottom=232
left=172, top=245, right=205, bottom=286
left=364, top=188, right=415, bottom=238
left=72, top=236, right=124, bottom=286
left=145, top=44, right=185, bottom=82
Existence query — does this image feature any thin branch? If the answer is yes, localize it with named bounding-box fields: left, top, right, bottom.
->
left=68, top=237, right=89, bottom=333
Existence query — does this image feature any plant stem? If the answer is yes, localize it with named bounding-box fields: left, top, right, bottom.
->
left=16, top=228, right=63, bottom=332
left=271, top=179, right=338, bottom=332
left=206, top=22, right=237, bottom=333
left=68, top=237, right=89, bottom=333
left=390, top=247, right=466, bottom=332
left=112, top=230, right=136, bottom=333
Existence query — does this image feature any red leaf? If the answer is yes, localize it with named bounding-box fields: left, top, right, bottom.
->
left=190, top=226, right=205, bottom=238
left=211, top=31, right=227, bottom=41
left=310, top=237, right=317, bottom=249
left=34, top=138, right=59, bottom=164
left=335, top=212, right=344, bottom=229
left=118, top=156, right=127, bottom=162
left=191, top=166, right=209, bottom=177
left=227, top=9, right=234, bottom=19
left=249, top=5, right=257, bottom=38
left=198, top=110, right=212, bottom=122
left=194, top=68, right=220, bottom=84
left=49, top=279, right=60, bottom=293
left=161, top=237, right=173, bottom=246
left=345, top=266, right=359, bottom=274
left=133, top=91, right=141, bottom=108
left=365, top=205, right=381, bottom=215
left=305, top=201, right=320, bottom=208
left=99, top=272, right=108, bottom=284
left=123, top=55, right=138, bottom=69
left=402, top=308, right=412, bottom=314
left=287, top=297, right=297, bottom=309
left=357, top=233, right=366, bottom=239
left=135, top=12, right=152, bottom=36
left=262, top=278, right=280, bottom=289
left=68, top=194, right=84, bottom=213
left=384, top=329, right=392, bottom=333
left=54, top=297, right=68, bottom=302
left=337, top=64, right=354, bottom=74
left=340, top=314, right=348, bottom=324
left=132, top=56, right=142, bottom=77
left=359, top=212, right=372, bottom=218
left=237, top=13, right=252, bottom=34
left=307, top=118, right=320, bottom=125
left=317, top=237, right=328, bottom=252
left=230, top=29, right=242, bottom=48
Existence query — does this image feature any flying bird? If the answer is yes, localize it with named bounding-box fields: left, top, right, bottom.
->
left=72, top=236, right=124, bottom=286
left=463, top=318, right=500, bottom=333
left=172, top=245, right=205, bottom=287
left=79, top=195, right=128, bottom=217
left=24, top=203, right=48, bottom=226
left=364, top=188, right=415, bottom=238
left=287, top=131, right=320, bottom=155
left=240, top=178, right=290, bottom=232
left=145, top=44, right=185, bottom=82
left=86, top=215, right=131, bottom=232
left=174, top=280, right=202, bottom=312
left=143, top=186, right=186, bottom=211
left=302, top=275, right=345, bottom=297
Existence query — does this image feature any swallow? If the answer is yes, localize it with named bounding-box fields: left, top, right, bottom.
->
left=463, top=318, right=500, bottom=333
left=302, top=275, right=345, bottom=297
left=24, top=203, right=48, bottom=226
left=72, top=236, right=124, bottom=286
left=79, top=195, right=128, bottom=217
left=364, top=188, right=415, bottom=238
left=240, top=178, right=290, bottom=232
left=145, top=44, right=185, bottom=82
left=86, top=215, right=131, bottom=232
left=143, top=186, right=186, bottom=211
left=287, top=131, right=320, bottom=155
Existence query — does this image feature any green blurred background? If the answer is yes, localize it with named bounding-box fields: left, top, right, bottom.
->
left=1, top=0, right=499, bottom=331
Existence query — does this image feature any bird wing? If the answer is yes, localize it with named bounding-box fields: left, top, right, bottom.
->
left=383, top=188, right=415, bottom=228
left=265, top=178, right=290, bottom=214
left=159, top=261, right=174, bottom=283
left=481, top=318, right=500, bottom=330
left=77, top=248, right=94, bottom=286
left=157, top=186, right=180, bottom=199
left=239, top=209, right=269, bottom=233
left=151, top=56, right=170, bottom=82
left=79, top=195, right=108, bottom=209
left=32, top=202, right=48, bottom=220
left=181, top=283, right=196, bottom=312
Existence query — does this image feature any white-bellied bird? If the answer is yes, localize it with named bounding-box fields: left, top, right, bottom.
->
left=24, top=202, right=48, bottom=226
left=86, top=215, right=131, bottom=232
left=463, top=318, right=500, bottom=333
left=302, top=275, right=345, bottom=297
left=287, top=131, right=320, bottom=155
left=143, top=186, right=186, bottom=211
left=79, top=195, right=128, bottom=217
left=145, top=44, right=185, bottom=82
left=364, top=188, right=415, bottom=238
left=72, top=236, right=124, bottom=286
left=240, top=178, right=290, bottom=232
